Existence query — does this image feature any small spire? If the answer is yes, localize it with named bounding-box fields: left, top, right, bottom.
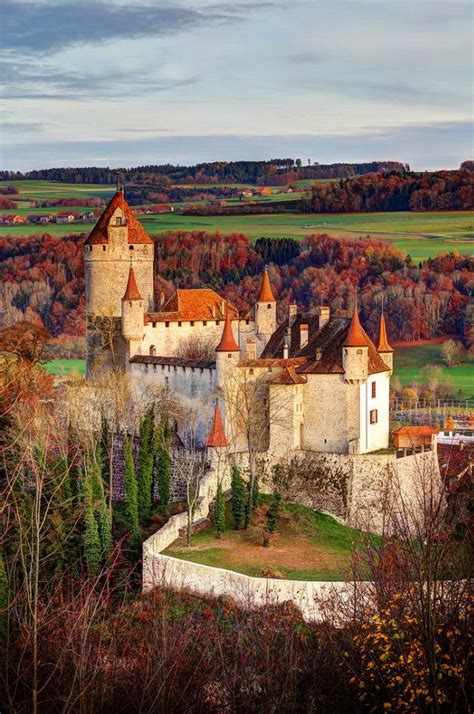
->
left=215, top=306, right=239, bottom=352
left=257, top=267, right=276, bottom=302
left=122, top=265, right=142, bottom=301
left=206, top=403, right=229, bottom=448
left=377, top=311, right=393, bottom=353
left=344, top=305, right=369, bottom=347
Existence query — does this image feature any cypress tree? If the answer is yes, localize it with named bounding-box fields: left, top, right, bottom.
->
left=156, top=417, right=172, bottom=516
left=86, top=449, right=112, bottom=559
left=213, top=482, right=226, bottom=538
left=137, top=406, right=155, bottom=525
left=266, top=492, right=282, bottom=534
left=123, top=437, right=140, bottom=545
left=83, top=478, right=102, bottom=575
left=230, top=465, right=245, bottom=530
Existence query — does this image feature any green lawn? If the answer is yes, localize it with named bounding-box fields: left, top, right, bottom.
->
left=0, top=179, right=116, bottom=200
left=44, top=359, right=86, bottom=377
left=165, top=499, right=377, bottom=581
left=1, top=178, right=472, bottom=260
left=393, top=342, right=474, bottom=399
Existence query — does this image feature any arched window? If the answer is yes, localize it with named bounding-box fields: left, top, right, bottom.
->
left=149, top=345, right=156, bottom=356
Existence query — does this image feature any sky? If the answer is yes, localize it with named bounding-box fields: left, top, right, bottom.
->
left=1, top=0, right=472, bottom=171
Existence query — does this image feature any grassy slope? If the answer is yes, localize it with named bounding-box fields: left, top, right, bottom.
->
left=44, top=359, right=86, bottom=377
left=393, top=342, right=474, bottom=399
left=164, top=499, right=377, bottom=581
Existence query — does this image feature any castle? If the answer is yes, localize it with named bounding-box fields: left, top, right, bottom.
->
left=85, top=188, right=393, bottom=455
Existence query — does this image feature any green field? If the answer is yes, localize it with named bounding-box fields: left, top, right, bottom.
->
left=44, top=359, right=86, bottom=377
left=0, top=180, right=116, bottom=201
left=393, top=342, right=474, bottom=399
left=2, top=209, right=471, bottom=261
left=165, top=498, right=377, bottom=581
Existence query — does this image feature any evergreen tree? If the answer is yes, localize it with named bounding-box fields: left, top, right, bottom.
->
left=213, top=482, right=226, bottom=538
left=156, top=417, right=172, bottom=516
left=266, top=492, right=282, bottom=534
left=85, top=449, right=112, bottom=559
left=83, top=479, right=102, bottom=575
left=99, top=411, right=110, bottom=491
left=230, top=465, right=246, bottom=530
left=137, top=406, right=155, bottom=525
left=123, top=437, right=140, bottom=545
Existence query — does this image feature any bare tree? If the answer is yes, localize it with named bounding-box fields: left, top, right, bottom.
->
left=222, top=368, right=293, bottom=524
left=172, top=411, right=207, bottom=546
left=441, top=339, right=464, bottom=367
left=176, top=333, right=216, bottom=361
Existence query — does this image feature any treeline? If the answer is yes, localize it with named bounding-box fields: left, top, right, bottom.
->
left=0, top=160, right=406, bottom=186
left=2, top=230, right=471, bottom=348
left=300, top=170, right=474, bottom=213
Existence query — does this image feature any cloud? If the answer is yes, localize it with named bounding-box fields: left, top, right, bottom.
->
left=1, top=121, right=50, bottom=132
left=0, top=57, right=199, bottom=99
left=2, top=0, right=266, bottom=54
left=2, top=121, right=471, bottom=172
left=287, top=52, right=330, bottom=64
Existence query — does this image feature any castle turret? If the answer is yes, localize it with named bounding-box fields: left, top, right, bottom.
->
left=255, top=268, right=277, bottom=356
left=121, top=265, right=144, bottom=350
left=215, top=307, right=240, bottom=392
left=84, top=188, right=154, bottom=372
left=343, top=307, right=369, bottom=384
left=206, top=403, right=229, bottom=449
left=377, top=311, right=393, bottom=375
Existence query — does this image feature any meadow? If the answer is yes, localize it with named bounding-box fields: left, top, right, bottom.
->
left=164, top=498, right=376, bottom=581
left=393, top=342, right=474, bottom=399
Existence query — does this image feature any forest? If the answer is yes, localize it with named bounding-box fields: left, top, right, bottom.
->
left=300, top=170, right=474, bottom=213
left=0, top=160, right=407, bottom=186
left=0, top=318, right=471, bottom=713
left=0, top=231, right=472, bottom=350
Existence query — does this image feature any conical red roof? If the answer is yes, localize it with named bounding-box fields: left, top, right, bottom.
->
left=122, top=265, right=142, bottom=301
left=85, top=190, right=154, bottom=245
left=377, top=313, right=393, bottom=352
left=215, top=309, right=239, bottom=352
left=343, top=307, right=369, bottom=347
left=206, top=404, right=229, bottom=447
left=257, top=268, right=276, bottom=302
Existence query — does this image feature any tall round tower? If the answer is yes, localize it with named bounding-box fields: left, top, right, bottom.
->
left=84, top=189, right=154, bottom=373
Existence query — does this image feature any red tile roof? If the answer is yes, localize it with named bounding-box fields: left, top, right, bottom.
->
left=85, top=190, right=154, bottom=245
left=269, top=366, right=307, bottom=385
left=377, top=313, right=393, bottom=353
left=147, top=289, right=239, bottom=323
left=257, top=268, right=276, bottom=302
left=216, top=309, right=240, bottom=352
left=392, top=426, right=437, bottom=436
left=206, top=404, right=229, bottom=447
left=238, top=357, right=305, bottom=368
left=343, top=307, right=369, bottom=347
left=122, top=265, right=142, bottom=301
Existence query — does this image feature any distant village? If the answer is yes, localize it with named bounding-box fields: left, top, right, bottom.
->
left=0, top=185, right=299, bottom=226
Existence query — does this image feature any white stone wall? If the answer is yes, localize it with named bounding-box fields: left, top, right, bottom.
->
left=139, top=318, right=255, bottom=358
left=142, top=455, right=367, bottom=622
left=130, top=361, right=216, bottom=442
left=302, top=374, right=356, bottom=453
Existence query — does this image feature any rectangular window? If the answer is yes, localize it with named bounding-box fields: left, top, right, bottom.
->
left=190, top=321, right=194, bottom=326
left=203, top=321, right=207, bottom=326
left=371, top=382, right=376, bottom=398
left=165, top=322, right=169, bottom=328
left=370, top=409, right=378, bottom=424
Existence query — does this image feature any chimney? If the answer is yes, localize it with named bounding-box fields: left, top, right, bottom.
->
left=289, top=303, right=298, bottom=325
left=211, top=305, right=216, bottom=319
left=246, top=338, right=256, bottom=360
left=318, top=306, right=330, bottom=329
left=283, top=343, right=289, bottom=359
left=220, top=300, right=226, bottom=316
left=315, top=348, right=322, bottom=361
left=159, top=292, right=165, bottom=308
left=300, top=323, right=309, bottom=349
